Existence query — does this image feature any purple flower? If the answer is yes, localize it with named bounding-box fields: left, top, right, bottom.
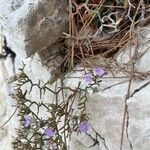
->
left=93, top=67, right=105, bottom=77
left=84, top=73, right=93, bottom=85
left=44, top=127, right=55, bottom=138
left=78, top=121, right=90, bottom=133
left=24, top=115, right=32, bottom=127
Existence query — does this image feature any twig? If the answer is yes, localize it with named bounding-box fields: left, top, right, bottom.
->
left=0, top=107, right=18, bottom=129
left=102, top=80, right=129, bottom=91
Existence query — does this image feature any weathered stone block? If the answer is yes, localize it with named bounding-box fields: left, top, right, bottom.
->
left=0, top=0, right=68, bottom=58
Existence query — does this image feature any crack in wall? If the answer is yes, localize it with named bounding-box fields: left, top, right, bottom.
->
left=128, top=80, right=150, bottom=148
left=126, top=105, right=133, bottom=150
left=130, top=80, right=150, bottom=97
left=125, top=80, right=150, bottom=150
left=86, top=133, right=100, bottom=148
left=86, top=129, right=109, bottom=150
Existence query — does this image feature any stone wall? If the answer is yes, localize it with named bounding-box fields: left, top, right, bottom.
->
left=0, top=0, right=150, bottom=150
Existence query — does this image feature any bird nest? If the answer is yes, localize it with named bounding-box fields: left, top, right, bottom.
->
left=60, top=0, right=150, bottom=71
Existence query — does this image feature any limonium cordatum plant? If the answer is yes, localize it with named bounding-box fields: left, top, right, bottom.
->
left=11, top=65, right=105, bottom=149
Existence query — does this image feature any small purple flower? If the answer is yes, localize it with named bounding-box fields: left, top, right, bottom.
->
left=78, top=121, right=90, bottom=133
left=24, top=115, right=32, bottom=127
left=44, top=127, right=55, bottom=138
left=93, top=67, right=105, bottom=77
left=84, top=73, right=93, bottom=85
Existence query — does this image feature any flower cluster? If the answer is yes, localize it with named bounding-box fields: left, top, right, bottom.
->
left=24, top=115, right=90, bottom=135
left=24, top=115, right=55, bottom=138
left=93, top=67, right=105, bottom=77
left=24, top=115, right=32, bottom=127
left=84, top=73, right=93, bottom=85
left=78, top=121, right=90, bottom=133
left=84, top=67, right=105, bottom=85
left=44, top=127, right=55, bottom=138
